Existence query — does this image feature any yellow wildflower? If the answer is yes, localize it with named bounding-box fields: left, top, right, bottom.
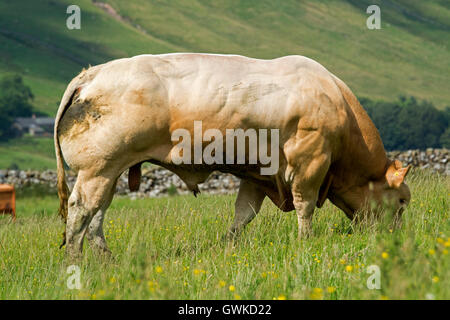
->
left=327, top=286, right=336, bottom=293
left=193, top=269, right=201, bottom=275
left=310, top=288, right=323, bottom=300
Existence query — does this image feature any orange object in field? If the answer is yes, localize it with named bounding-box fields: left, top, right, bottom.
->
left=0, top=184, right=16, bottom=221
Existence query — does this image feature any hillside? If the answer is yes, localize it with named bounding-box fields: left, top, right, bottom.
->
left=1, top=0, right=449, bottom=114
left=0, top=0, right=449, bottom=169
left=0, top=137, right=55, bottom=170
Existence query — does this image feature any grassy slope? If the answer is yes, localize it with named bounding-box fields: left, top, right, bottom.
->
left=0, top=170, right=448, bottom=299
left=107, top=0, right=450, bottom=106
left=0, top=0, right=449, bottom=169
left=0, top=0, right=449, bottom=114
left=0, top=0, right=177, bottom=115
left=0, top=137, right=55, bottom=170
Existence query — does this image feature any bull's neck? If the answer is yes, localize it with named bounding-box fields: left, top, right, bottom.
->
left=334, top=93, right=389, bottom=187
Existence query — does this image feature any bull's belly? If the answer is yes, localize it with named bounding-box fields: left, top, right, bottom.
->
left=153, top=161, right=270, bottom=182
left=147, top=160, right=294, bottom=212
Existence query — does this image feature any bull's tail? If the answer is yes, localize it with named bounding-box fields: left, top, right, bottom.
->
left=55, top=141, right=70, bottom=223
left=54, top=81, right=80, bottom=248
left=54, top=82, right=82, bottom=223
left=55, top=129, right=70, bottom=248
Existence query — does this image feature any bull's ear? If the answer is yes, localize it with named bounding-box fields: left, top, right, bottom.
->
left=386, top=161, right=411, bottom=188
left=393, top=159, right=403, bottom=170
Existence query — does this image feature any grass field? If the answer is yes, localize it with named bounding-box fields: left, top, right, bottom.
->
left=0, top=170, right=448, bottom=300
left=0, top=136, right=55, bottom=170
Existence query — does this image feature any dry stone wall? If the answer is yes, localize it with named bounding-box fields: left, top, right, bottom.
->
left=0, top=149, right=448, bottom=197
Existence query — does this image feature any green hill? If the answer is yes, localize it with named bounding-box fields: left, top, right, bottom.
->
left=1, top=0, right=449, bottom=113
left=0, top=137, right=55, bottom=170
left=0, top=0, right=449, bottom=169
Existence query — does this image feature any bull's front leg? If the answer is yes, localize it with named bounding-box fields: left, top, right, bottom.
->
left=292, top=189, right=317, bottom=238
left=226, top=179, right=266, bottom=239
left=288, top=151, right=331, bottom=239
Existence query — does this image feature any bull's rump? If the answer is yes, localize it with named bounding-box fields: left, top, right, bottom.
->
left=58, top=53, right=343, bottom=171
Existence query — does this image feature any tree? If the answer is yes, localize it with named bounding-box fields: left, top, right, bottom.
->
left=440, top=127, right=450, bottom=148
left=0, top=74, right=34, bottom=140
left=362, top=96, right=449, bottom=150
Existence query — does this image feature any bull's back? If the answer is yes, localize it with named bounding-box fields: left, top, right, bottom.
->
left=58, top=53, right=347, bottom=171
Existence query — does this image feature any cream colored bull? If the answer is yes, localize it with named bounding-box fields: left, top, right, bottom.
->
left=55, top=53, right=411, bottom=259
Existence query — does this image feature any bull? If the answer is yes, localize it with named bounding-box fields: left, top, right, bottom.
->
left=54, top=53, right=411, bottom=259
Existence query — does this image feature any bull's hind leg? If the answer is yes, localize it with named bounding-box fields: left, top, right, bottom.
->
left=226, top=180, right=265, bottom=239
left=86, top=179, right=117, bottom=256
left=66, top=171, right=117, bottom=260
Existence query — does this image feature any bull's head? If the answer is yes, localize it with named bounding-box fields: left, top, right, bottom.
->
left=329, top=160, right=412, bottom=224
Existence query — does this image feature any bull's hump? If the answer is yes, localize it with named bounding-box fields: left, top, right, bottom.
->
left=129, top=53, right=327, bottom=76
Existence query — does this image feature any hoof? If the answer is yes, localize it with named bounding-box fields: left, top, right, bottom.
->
left=95, top=247, right=113, bottom=260
left=298, top=228, right=313, bottom=239
left=65, top=251, right=83, bottom=263
left=221, top=231, right=238, bottom=242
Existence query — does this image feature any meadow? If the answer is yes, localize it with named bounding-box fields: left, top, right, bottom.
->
left=0, top=169, right=448, bottom=300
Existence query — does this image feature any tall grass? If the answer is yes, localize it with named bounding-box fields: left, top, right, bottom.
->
left=0, top=170, right=448, bottom=299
